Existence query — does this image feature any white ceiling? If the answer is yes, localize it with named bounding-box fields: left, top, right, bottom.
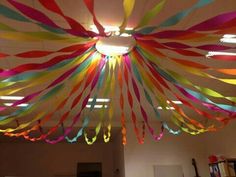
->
left=0, top=0, right=235, bottom=141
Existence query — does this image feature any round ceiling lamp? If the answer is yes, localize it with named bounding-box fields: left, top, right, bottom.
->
left=95, top=36, right=136, bottom=56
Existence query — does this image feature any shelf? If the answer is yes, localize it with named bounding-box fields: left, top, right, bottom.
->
left=209, top=159, right=236, bottom=177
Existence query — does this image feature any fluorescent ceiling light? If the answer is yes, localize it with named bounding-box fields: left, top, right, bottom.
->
left=167, top=100, right=182, bottom=104
left=206, top=51, right=236, bottom=58
left=220, top=34, right=236, bottom=44
left=88, top=98, right=110, bottom=102
left=86, top=104, right=108, bottom=109
left=157, top=106, right=175, bottom=110
left=4, top=103, right=29, bottom=107
left=220, top=38, right=236, bottom=44
left=223, top=34, right=236, bottom=38
left=0, top=96, right=24, bottom=100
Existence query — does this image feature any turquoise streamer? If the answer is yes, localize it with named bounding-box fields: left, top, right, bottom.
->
left=151, top=62, right=236, bottom=112
left=65, top=58, right=107, bottom=143
left=0, top=83, right=64, bottom=123
left=0, top=52, right=94, bottom=122
left=0, top=4, right=30, bottom=22
left=0, top=4, right=65, bottom=34
left=182, top=87, right=236, bottom=112
left=137, top=0, right=214, bottom=34
left=131, top=50, right=181, bottom=135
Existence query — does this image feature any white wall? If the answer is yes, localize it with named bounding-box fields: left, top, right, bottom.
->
left=204, top=122, right=236, bottom=158
left=0, top=142, right=114, bottom=177
left=123, top=123, right=210, bottom=177
left=113, top=133, right=125, bottom=177
left=123, top=122, right=236, bottom=177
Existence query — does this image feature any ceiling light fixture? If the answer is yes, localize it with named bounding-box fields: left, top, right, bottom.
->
left=95, top=36, right=136, bottom=56
left=4, top=103, right=29, bottom=107
left=206, top=51, right=236, bottom=58
left=220, top=34, right=236, bottom=44
left=0, top=96, right=24, bottom=100
left=86, top=104, right=108, bottom=109
left=91, top=25, right=136, bottom=56
left=157, top=106, right=175, bottom=110
left=167, top=100, right=183, bottom=104
left=88, top=98, right=110, bottom=102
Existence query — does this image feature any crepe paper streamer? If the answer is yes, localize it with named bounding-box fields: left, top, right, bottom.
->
left=130, top=51, right=181, bottom=135
left=135, top=10, right=236, bottom=39
left=1, top=0, right=236, bottom=144
left=45, top=58, right=106, bottom=144
left=135, top=11, right=236, bottom=40
left=0, top=45, right=94, bottom=78
left=188, top=11, right=236, bottom=31
left=0, top=4, right=30, bottom=22
left=0, top=31, right=84, bottom=43
left=84, top=105, right=105, bottom=145
left=7, top=0, right=93, bottom=37
left=137, top=43, right=236, bottom=88
left=29, top=57, right=103, bottom=143
left=217, top=69, right=236, bottom=76
left=135, top=47, right=234, bottom=130
left=172, top=93, right=229, bottom=124
left=132, top=48, right=184, bottom=134
left=71, top=60, right=107, bottom=144
left=103, top=60, right=118, bottom=143
left=169, top=70, right=236, bottom=103
left=0, top=56, right=80, bottom=94
left=161, top=42, right=234, bottom=51
left=38, top=0, right=97, bottom=37
left=65, top=116, right=90, bottom=143
left=136, top=39, right=204, bottom=58
left=123, top=55, right=165, bottom=141
left=0, top=1, right=65, bottom=33
left=13, top=57, right=99, bottom=140
left=0, top=52, right=9, bottom=58
left=84, top=122, right=102, bottom=145
left=2, top=41, right=95, bottom=59
left=123, top=58, right=146, bottom=144
left=0, top=22, right=17, bottom=31
left=164, top=56, right=236, bottom=87
left=102, top=60, right=114, bottom=143
left=0, top=3, right=65, bottom=34
left=120, top=0, right=135, bottom=33
left=118, top=63, right=127, bottom=145
left=151, top=60, right=236, bottom=114
left=177, top=85, right=236, bottom=117
left=83, top=0, right=106, bottom=36
left=0, top=51, right=95, bottom=115
left=135, top=0, right=166, bottom=29
left=137, top=0, right=214, bottom=34
left=135, top=30, right=213, bottom=40
left=0, top=52, right=95, bottom=129
left=6, top=55, right=101, bottom=141
left=170, top=99, right=217, bottom=132
left=0, top=83, right=64, bottom=130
